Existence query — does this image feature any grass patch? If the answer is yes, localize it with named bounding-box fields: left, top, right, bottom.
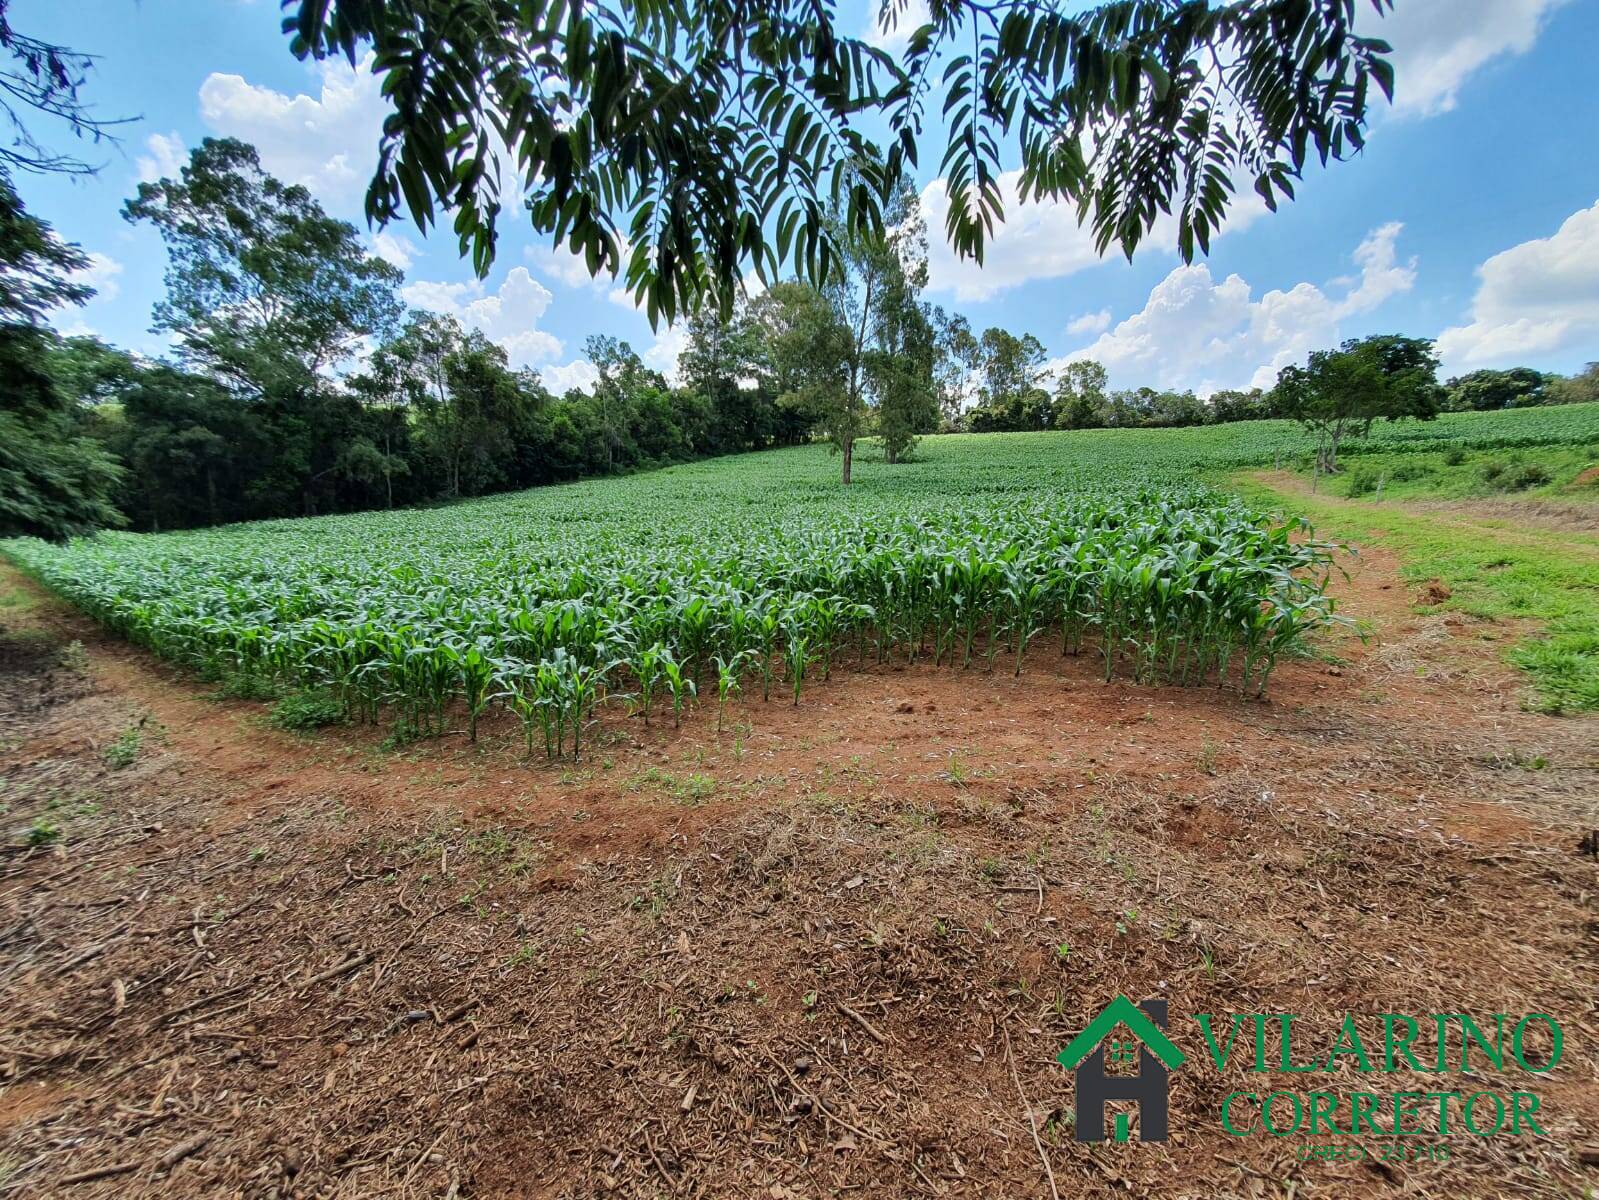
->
left=103, top=725, right=142, bottom=770
left=626, top=767, right=718, bottom=805
left=1236, top=474, right=1599, bottom=713
left=268, top=690, right=345, bottom=731
left=1304, top=443, right=1598, bottom=503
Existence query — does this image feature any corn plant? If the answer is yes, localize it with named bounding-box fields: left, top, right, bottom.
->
left=0, top=434, right=1358, bottom=750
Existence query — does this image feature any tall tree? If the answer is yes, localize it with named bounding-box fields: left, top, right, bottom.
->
left=125, top=138, right=404, bottom=391
left=126, top=138, right=406, bottom=514
left=930, top=308, right=979, bottom=428
left=867, top=190, right=938, bottom=465
left=0, top=173, right=123, bottom=539
left=678, top=300, right=768, bottom=454
left=285, top=0, right=1396, bottom=319
left=970, top=329, right=1051, bottom=431
left=814, top=184, right=935, bottom=481
left=1053, top=360, right=1109, bottom=430
left=749, top=280, right=851, bottom=459
left=360, top=312, right=520, bottom=499
left=1273, top=334, right=1443, bottom=473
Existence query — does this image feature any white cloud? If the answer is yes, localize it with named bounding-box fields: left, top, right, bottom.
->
left=136, top=131, right=186, bottom=183
left=525, top=238, right=631, bottom=290
left=1066, top=309, right=1112, bottom=337
left=643, top=325, right=689, bottom=383
left=865, top=0, right=931, bottom=51
left=1376, top=0, right=1567, bottom=118
left=922, top=171, right=1267, bottom=302
left=197, top=54, right=387, bottom=207
left=72, top=253, right=124, bottom=304
left=369, top=230, right=420, bottom=271
left=1435, top=199, right=1599, bottom=371
left=402, top=267, right=563, bottom=366
left=541, top=360, right=599, bottom=394
left=1062, top=223, right=1415, bottom=394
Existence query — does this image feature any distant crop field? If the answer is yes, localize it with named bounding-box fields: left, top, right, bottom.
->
left=5, top=403, right=1594, bottom=754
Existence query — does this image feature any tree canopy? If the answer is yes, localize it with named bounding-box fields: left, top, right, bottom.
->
left=124, top=138, right=405, bottom=391
left=0, top=175, right=124, bottom=539
left=284, top=0, right=1396, bottom=320
left=1273, top=333, right=1442, bottom=472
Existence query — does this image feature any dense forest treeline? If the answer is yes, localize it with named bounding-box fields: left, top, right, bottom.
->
left=5, top=138, right=1597, bottom=539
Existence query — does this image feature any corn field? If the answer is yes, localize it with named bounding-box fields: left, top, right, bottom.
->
left=1, top=432, right=1354, bottom=757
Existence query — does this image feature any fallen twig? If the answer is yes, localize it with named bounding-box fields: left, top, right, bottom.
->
left=60, top=1161, right=139, bottom=1185
left=836, top=1002, right=888, bottom=1044
left=1004, top=1028, right=1059, bottom=1200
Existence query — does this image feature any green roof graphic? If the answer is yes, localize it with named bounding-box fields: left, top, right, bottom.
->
left=1057, top=995, right=1185, bottom=1071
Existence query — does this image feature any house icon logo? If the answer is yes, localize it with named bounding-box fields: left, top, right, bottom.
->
left=1057, top=996, right=1186, bottom=1143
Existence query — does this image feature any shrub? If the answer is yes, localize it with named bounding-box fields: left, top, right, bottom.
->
left=1345, top=468, right=1379, bottom=497
left=1484, top=459, right=1551, bottom=491
left=1442, top=446, right=1467, bottom=466
left=1506, top=462, right=1551, bottom=490
left=268, top=691, right=345, bottom=731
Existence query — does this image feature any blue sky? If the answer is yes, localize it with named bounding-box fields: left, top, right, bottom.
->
left=16, top=0, right=1599, bottom=395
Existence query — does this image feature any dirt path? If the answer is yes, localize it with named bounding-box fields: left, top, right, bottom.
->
left=1249, top=470, right=1599, bottom=560
left=1, top=554, right=1596, bottom=1199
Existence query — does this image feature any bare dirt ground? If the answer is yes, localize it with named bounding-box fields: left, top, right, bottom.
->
left=1, top=547, right=1596, bottom=1199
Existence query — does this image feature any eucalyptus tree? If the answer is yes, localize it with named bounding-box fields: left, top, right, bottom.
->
left=1053, top=360, right=1110, bottom=430
left=749, top=279, right=853, bottom=464
left=969, top=328, right=1051, bottom=431
left=125, top=138, right=405, bottom=393
left=813, top=183, right=934, bottom=481
left=126, top=138, right=410, bottom=513
left=930, top=308, right=980, bottom=428
left=284, top=1, right=1397, bottom=324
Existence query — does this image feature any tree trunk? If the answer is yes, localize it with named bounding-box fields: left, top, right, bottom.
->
left=383, top=428, right=394, bottom=508
left=841, top=437, right=853, bottom=485
left=1327, top=417, right=1347, bottom=473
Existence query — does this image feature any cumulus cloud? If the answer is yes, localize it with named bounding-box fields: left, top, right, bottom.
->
left=541, top=360, right=599, bottom=394
left=136, top=131, right=186, bottom=183
left=1066, top=309, right=1112, bottom=337
left=525, top=238, right=631, bottom=290
left=369, top=230, right=420, bottom=271
left=921, top=171, right=1268, bottom=302
left=643, top=325, right=689, bottom=382
left=197, top=54, right=387, bottom=207
left=1062, top=223, right=1416, bottom=395
left=1435, top=199, right=1599, bottom=371
left=401, top=267, right=563, bottom=366
left=1375, top=0, right=1568, bottom=118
